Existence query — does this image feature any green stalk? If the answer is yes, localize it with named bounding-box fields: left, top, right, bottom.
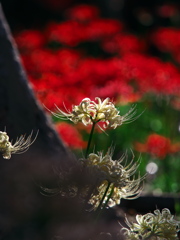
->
left=95, top=183, right=114, bottom=222
left=85, top=121, right=96, bottom=158
left=101, top=184, right=114, bottom=211
left=95, top=181, right=111, bottom=217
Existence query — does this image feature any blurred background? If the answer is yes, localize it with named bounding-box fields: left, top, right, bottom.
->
left=1, top=0, right=180, bottom=239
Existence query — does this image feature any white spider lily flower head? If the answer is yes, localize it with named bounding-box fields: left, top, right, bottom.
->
left=0, top=131, right=38, bottom=159
left=82, top=149, right=144, bottom=209
left=49, top=97, right=139, bottom=129
left=122, top=208, right=180, bottom=240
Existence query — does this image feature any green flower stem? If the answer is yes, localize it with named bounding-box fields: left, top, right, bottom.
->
left=95, top=181, right=111, bottom=217
left=85, top=121, right=96, bottom=158
left=95, top=184, right=114, bottom=222
left=101, top=184, right=114, bottom=211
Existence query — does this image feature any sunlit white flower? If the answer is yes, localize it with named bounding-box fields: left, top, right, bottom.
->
left=122, top=208, right=180, bottom=240
left=0, top=131, right=38, bottom=159
left=49, top=97, right=139, bottom=129
left=82, top=149, right=144, bottom=209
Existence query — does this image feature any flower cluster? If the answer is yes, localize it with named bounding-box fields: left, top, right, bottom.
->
left=122, top=208, right=180, bottom=240
left=82, top=150, right=143, bottom=209
left=0, top=131, right=37, bottom=159
left=134, top=134, right=180, bottom=159
left=50, top=97, right=138, bottom=129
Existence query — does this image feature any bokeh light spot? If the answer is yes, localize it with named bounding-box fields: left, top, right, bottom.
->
left=146, top=162, right=158, bottom=174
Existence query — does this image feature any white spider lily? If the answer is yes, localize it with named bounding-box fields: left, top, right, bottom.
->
left=48, top=97, right=140, bottom=129
left=122, top=208, right=180, bottom=240
left=0, top=131, right=38, bottom=159
left=81, top=149, right=144, bottom=209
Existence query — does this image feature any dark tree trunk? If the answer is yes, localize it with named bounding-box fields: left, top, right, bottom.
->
left=0, top=4, right=77, bottom=239
left=0, top=3, right=74, bottom=164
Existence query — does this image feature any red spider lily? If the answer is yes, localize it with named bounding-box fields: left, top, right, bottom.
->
left=55, top=122, right=86, bottom=149
left=20, top=49, right=61, bottom=75
left=21, top=48, right=82, bottom=76
left=45, top=18, right=122, bottom=46
left=55, top=49, right=82, bottom=73
left=36, top=90, right=66, bottom=111
left=134, top=134, right=180, bottom=159
left=85, top=19, right=123, bottom=41
left=22, top=51, right=180, bottom=109
left=13, top=4, right=180, bottom=112
left=157, top=4, right=178, bottom=18
left=92, top=80, right=141, bottom=104
left=65, top=4, right=100, bottom=22
left=121, top=53, right=180, bottom=96
left=151, top=27, right=180, bottom=54
left=151, top=27, right=180, bottom=64
left=102, top=33, right=145, bottom=55
left=14, top=30, right=45, bottom=52
left=30, top=73, right=64, bottom=91
left=45, top=21, right=87, bottom=47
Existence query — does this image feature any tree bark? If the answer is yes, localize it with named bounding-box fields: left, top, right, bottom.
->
left=0, top=5, right=77, bottom=239
left=0, top=3, right=73, bottom=164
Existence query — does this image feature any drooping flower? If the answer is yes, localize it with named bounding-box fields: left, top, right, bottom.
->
left=49, top=97, right=139, bottom=129
left=122, top=208, right=180, bottom=240
left=0, top=131, right=38, bottom=159
left=81, top=150, right=144, bottom=209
